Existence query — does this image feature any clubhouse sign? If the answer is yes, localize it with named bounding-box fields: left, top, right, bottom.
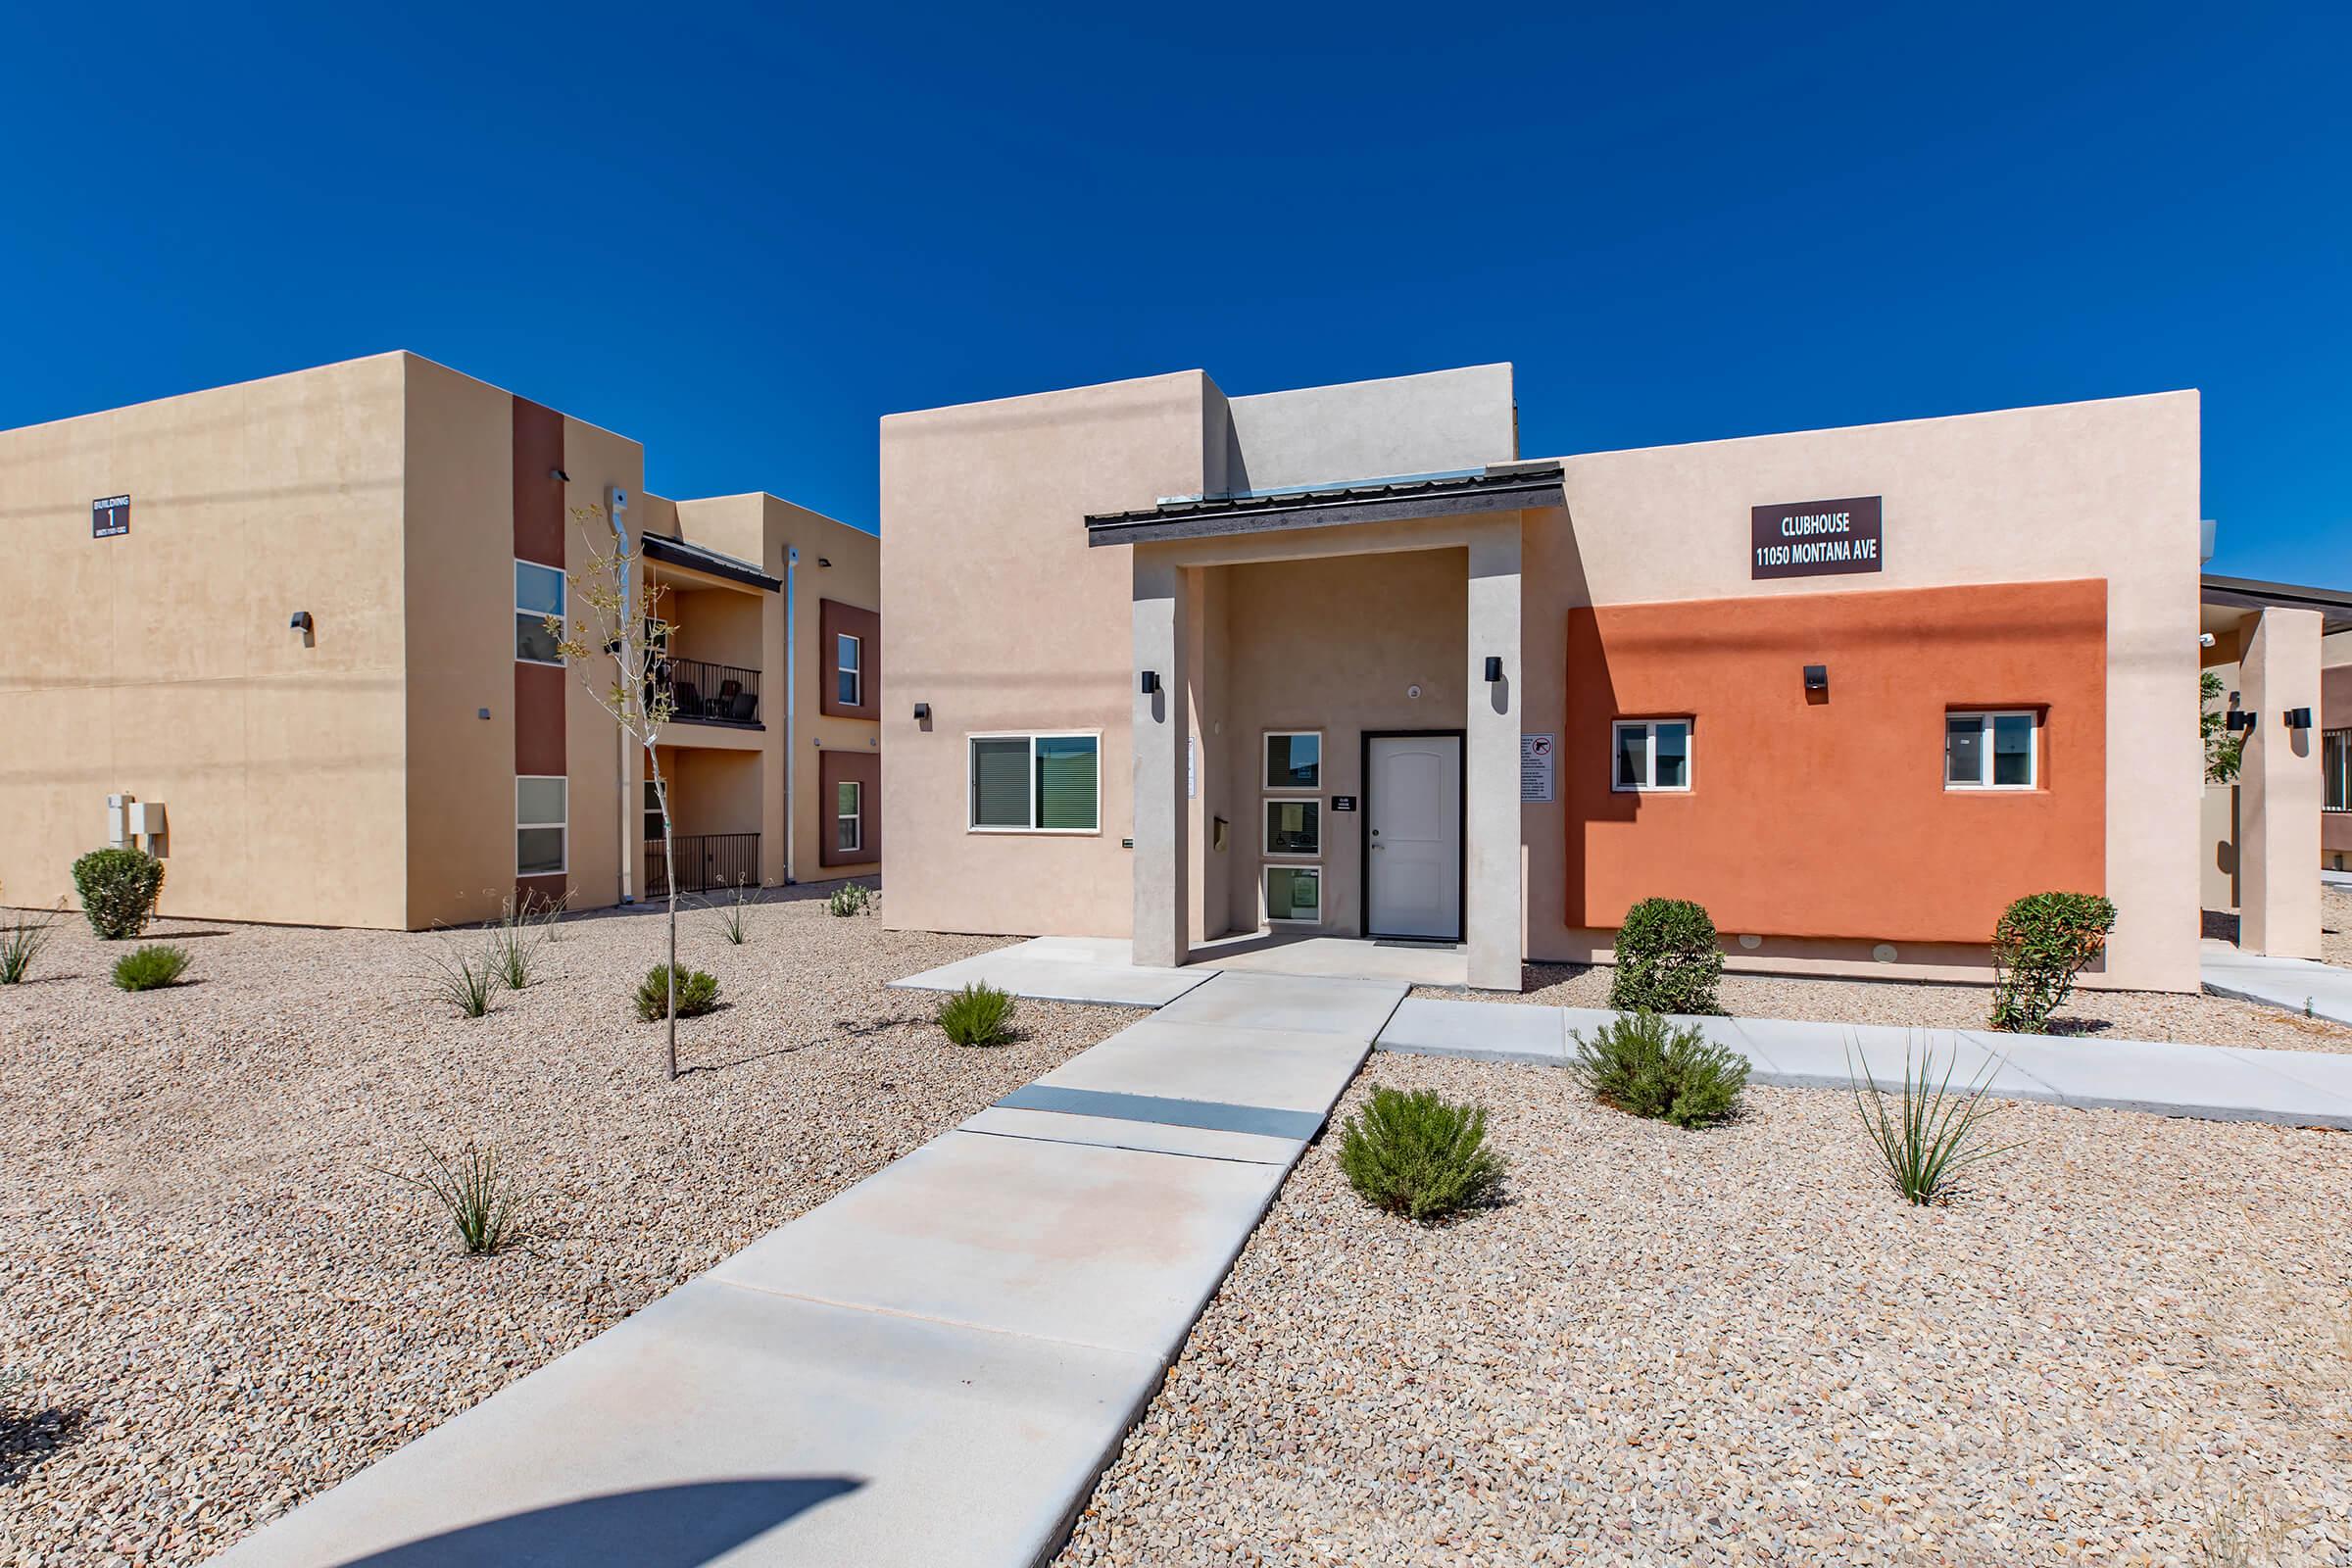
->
left=1751, top=495, right=1883, bottom=580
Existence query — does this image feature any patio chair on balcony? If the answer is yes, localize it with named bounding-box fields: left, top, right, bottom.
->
left=727, top=688, right=758, bottom=722
left=715, top=678, right=742, bottom=717
left=670, top=681, right=704, bottom=720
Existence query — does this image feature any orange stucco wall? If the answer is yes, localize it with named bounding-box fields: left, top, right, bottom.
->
left=1566, top=578, right=2107, bottom=944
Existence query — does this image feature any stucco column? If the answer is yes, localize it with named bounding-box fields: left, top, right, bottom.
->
left=2240, top=607, right=2323, bottom=957
left=1464, top=517, right=1524, bottom=990
left=1131, top=552, right=1191, bottom=967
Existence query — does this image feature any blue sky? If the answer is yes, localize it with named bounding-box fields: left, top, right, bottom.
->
left=5, top=4, right=2346, bottom=582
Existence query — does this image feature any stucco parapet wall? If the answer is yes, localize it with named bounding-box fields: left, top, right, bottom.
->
left=1085, top=463, right=1563, bottom=547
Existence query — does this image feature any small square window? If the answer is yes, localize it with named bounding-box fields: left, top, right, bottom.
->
left=1265, top=732, right=1321, bottom=791
left=1946, top=710, right=2038, bottom=790
left=1611, top=719, right=1694, bottom=792
left=1265, top=865, right=1321, bottom=923
left=1264, top=799, right=1320, bottom=857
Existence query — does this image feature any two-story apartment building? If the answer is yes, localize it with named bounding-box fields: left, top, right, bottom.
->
left=0, top=352, right=879, bottom=930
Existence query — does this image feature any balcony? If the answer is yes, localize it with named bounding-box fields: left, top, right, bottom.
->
left=646, top=832, right=761, bottom=898
left=654, top=657, right=761, bottom=727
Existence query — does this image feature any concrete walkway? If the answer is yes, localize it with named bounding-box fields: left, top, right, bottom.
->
left=2200, top=937, right=2352, bottom=1027
left=216, top=970, right=1403, bottom=1568
left=1379, top=997, right=2352, bottom=1129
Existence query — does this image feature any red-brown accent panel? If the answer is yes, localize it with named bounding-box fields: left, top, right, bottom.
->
left=818, top=749, right=881, bottom=868
left=1565, top=578, right=2107, bottom=944
left=818, top=598, right=880, bottom=720
left=512, top=398, right=565, bottom=568
left=514, top=662, right=567, bottom=777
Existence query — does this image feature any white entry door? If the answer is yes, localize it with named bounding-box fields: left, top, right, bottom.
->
left=1366, top=733, right=1463, bottom=940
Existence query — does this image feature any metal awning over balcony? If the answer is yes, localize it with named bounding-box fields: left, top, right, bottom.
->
left=643, top=533, right=781, bottom=592
left=1083, top=462, right=1565, bottom=548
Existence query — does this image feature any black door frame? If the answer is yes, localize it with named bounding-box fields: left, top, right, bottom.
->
left=1359, top=728, right=1468, bottom=943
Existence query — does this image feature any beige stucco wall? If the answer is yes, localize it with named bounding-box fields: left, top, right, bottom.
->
left=1522, top=390, right=2203, bottom=991
left=0, top=355, right=413, bottom=926
left=880, top=373, right=1211, bottom=934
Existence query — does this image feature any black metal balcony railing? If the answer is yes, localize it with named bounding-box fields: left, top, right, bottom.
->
left=653, top=658, right=760, bottom=726
left=646, top=832, right=761, bottom=898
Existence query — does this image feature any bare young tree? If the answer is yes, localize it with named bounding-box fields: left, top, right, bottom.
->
left=549, top=506, right=684, bottom=1078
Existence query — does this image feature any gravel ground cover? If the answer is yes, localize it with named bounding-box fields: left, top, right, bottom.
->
left=2326, top=883, right=2350, bottom=969
left=1060, top=1054, right=2352, bottom=1567
left=1418, top=956, right=2352, bottom=1055
left=0, top=891, right=1123, bottom=1568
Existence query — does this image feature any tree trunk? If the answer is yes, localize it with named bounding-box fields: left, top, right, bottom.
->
left=652, top=760, right=678, bottom=1081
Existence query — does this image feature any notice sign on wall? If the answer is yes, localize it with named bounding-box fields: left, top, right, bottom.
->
left=1520, top=733, right=1555, bottom=802
left=1751, top=495, right=1881, bottom=579
left=92, top=494, right=130, bottom=538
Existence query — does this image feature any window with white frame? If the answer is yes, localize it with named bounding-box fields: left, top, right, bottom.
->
left=837, top=778, right=863, bottom=852
left=517, top=776, right=567, bottom=875
left=515, top=561, right=565, bottom=665
left=836, top=633, right=862, bottom=708
left=1261, top=731, right=1323, bottom=924
left=1264, top=864, right=1322, bottom=924
left=2323, top=727, right=2349, bottom=813
left=1612, top=718, right=1692, bottom=792
left=1264, top=732, right=1321, bottom=791
left=1945, top=710, right=2038, bottom=789
left=968, top=733, right=1100, bottom=832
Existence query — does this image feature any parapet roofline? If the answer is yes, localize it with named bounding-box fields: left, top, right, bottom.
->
left=1085, top=462, right=1563, bottom=547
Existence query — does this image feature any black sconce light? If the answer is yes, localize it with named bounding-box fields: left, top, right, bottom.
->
left=1140, top=670, right=1161, bottom=695
left=1803, top=663, right=1829, bottom=694
left=817, top=557, right=832, bottom=567
left=912, top=702, right=931, bottom=721
left=2284, top=707, right=2313, bottom=730
left=1484, top=657, right=1503, bottom=683
left=549, top=467, right=570, bottom=482
left=289, top=611, right=314, bottom=633
left=2226, top=709, right=2257, bottom=733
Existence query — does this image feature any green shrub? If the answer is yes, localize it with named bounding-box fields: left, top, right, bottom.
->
left=111, top=944, right=189, bottom=992
left=1608, top=897, right=1725, bottom=1015
left=1337, top=1085, right=1506, bottom=1222
left=636, top=963, right=720, bottom=1022
left=427, top=943, right=503, bottom=1018
left=72, top=848, right=166, bottom=940
left=1851, top=1043, right=2019, bottom=1205
left=936, top=981, right=1015, bottom=1046
left=1987, top=891, right=2117, bottom=1033
left=0, top=903, right=61, bottom=984
left=486, top=899, right=550, bottom=991
left=387, top=1142, right=531, bottom=1255
left=827, top=881, right=873, bottom=918
left=1569, top=1009, right=1748, bottom=1128
left=713, top=879, right=756, bottom=944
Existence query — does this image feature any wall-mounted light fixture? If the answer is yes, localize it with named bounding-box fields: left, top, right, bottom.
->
left=817, top=557, right=832, bottom=567
left=289, top=611, right=314, bottom=633
left=1803, top=663, right=1829, bottom=694
left=2284, top=707, right=2314, bottom=730
left=1483, top=657, right=1502, bottom=683
left=549, top=467, right=570, bottom=482
left=2226, top=709, right=2257, bottom=733
left=1139, top=670, right=1160, bottom=695
left=912, top=702, right=931, bottom=721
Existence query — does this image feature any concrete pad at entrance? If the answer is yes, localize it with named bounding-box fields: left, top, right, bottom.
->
left=960, top=1103, right=1303, bottom=1165
left=891, top=938, right=1213, bottom=1008
left=1379, top=997, right=1566, bottom=1064
left=711, top=1129, right=1287, bottom=1359
left=1993, top=1035, right=2352, bottom=1126
left=211, top=1277, right=1164, bottom=1568
left=1033, top=1017, right=1373, bottom=1115
left=1158, top=969, right=1406, bottom=1038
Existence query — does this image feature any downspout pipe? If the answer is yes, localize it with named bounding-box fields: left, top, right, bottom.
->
left=608, top=484, right=635, bottom=906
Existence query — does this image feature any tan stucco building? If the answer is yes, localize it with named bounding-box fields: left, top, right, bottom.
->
left=881, top=363, right=2276, bottom=994
left=0, top=352, right=879, bottom=930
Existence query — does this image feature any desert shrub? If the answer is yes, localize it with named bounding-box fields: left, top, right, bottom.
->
left=1337, top=1085, right=1506, bottom=1222
left=1851, top=1042, right=2018, bottom=1205
left=936, top=981, right=1015, bottom=1046
left=387, top=1142, right=531, bottom=1255
left=426, top=943, right=503, bottom=1018
left=636, top=963, right=720, bottom=1022
left=1608, top=897, right=1725, bottom=1015
left=0, top=900, right=61, bottom=984
left=72, top=848, right=166, bottom=940
left=111, top=944, right=189, bottom=992
left=1569, top=1009, right=1748, bottom=1128
left=486, top=898, right=552, bottom=991
left=713, top=879, right=756, bottom=945
left=1987, top=891, right=2117, bottom=1033
left=827, top=881, right=874, bottom=918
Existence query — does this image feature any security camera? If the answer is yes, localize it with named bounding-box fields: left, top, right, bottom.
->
left=2198, top=631, right=2216, bottom=647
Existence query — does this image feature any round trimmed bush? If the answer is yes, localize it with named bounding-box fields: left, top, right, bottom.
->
left=1988, top=891, right=2117, bottom=1033
left=936, top=982, right=1015, bottom=1046
left=112, top=944, right=190, bottom=992
left=635, top=963, right=720, bottom=1022
left=73, top=847, right=166, bottom=940
left=1569, top=1009, right=1747, bottom=1128
left=1607, top=897, right=1726, bottom=1015
left=1336, top=1085, right=1505, bottom=1222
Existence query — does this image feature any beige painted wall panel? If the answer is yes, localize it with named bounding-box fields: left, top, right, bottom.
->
left=0, top=354, right=410, bottom=926
left=879, top=376, right=1212, bottom=933
left=557, top=418, right=648, bottom=919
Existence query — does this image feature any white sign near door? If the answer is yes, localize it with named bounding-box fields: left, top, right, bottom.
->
left=1520, top=733, right=1555, bottom=802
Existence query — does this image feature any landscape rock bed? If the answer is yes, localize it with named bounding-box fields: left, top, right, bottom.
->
left=1059, top=1054, right=2352, bottom=1567
left=0, top=893, right=1123, bottom=1568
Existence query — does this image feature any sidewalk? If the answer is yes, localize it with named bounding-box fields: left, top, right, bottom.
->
left=1379, top=997, right=2352, bottom=1129
left=2200, top=937, right=2352, bottom=1028
left=214, top=970, right=1403, bottom=1568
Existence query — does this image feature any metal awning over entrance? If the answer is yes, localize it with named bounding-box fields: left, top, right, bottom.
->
left=1084, top=461, right=1564, bottom=548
